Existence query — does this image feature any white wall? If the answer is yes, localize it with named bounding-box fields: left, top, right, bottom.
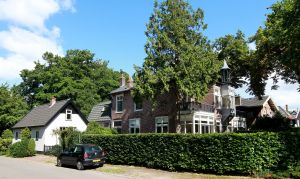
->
left=31, top=127, right=45, bottom=151
left=44, top=112, right=87, bottom=147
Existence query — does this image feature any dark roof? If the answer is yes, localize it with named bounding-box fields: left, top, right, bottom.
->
left=12, top=99, right=87, bottom=129
left=87, top=101, right=111, bottom=122
left=110, top=85, right=133, bottom=94
left=239, top=96, right=270, bottom=107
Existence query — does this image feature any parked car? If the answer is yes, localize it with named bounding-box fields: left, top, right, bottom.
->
left=57, top=144, right=106, bottom=170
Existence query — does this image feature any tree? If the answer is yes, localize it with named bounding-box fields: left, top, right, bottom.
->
left=17, top=49, right=120, bottom=116
left=133, top=0, right=220, bottom=132
left=252, top=0, right=300, bottom=94
left=213, top=30, right=251, bottom=88
left=0, top=84, right=28, bottom=134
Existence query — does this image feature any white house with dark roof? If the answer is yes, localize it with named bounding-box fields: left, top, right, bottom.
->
left=12, top=98, right=88, bottom=152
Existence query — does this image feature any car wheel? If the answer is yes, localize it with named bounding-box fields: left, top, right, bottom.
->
left=76, top=161, right=84, bottom=170
left=57, top=158, right=62, bottom=167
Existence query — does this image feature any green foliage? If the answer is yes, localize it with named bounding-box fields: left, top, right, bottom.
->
left=84, top=121, right=117, bottom=135
left=17, top=49, right=120, bottom=116
left=0, top=84, right=28, bottom=134
left=8, top=138, right=35, bottom=158
left=82, top=132, right=300, bottom=175
left=44, top=145, right=63, bottom=157
left=251, top=0, right=300, bottom=94
left=57, top=128, right=81, bottom=150
left=27, top=139, right=36, bottom=156
left=1, top=129, right=13, bottom=139
left=133, top=0, right=220, bottom=129
left=213, top=30, right=251, bottom=88
left=20, top=128, right=31, bottom=140
left=0, top=138, right=12, bottom=155
left=251, top=112, right=292, bottom=131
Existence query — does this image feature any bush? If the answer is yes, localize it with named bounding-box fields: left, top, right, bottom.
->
left=9, top=139, right=35, bottom=157
left=45, top=145, right=63, bottom=156
left=82, top=132, right=300, bottom=175
left=27, top=139, right=36, bottom=156
left=59, top=128, right=81, bottom=150
left=1, top=129, right=13, bottom=139
left=84, top=121, right=117, bottom=135
left=20, top=128, right=31, bottom=140
left=9, top=140, right=29, bottom=157
left=0, top=138, right=12, bottom=155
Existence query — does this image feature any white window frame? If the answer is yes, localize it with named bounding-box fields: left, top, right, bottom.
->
left=129, top=118, right=140, bottom=134
left=116, top=94, right=124, bottom=113
left=134, top=101, right=143, bottom=112
left=155, top=116, right=169, bottom=133
left=66, top=109, right=72, bottom=120
left=112, top=120, right=122, bottom=133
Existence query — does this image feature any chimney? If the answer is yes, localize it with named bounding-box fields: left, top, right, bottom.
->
left=120, top=74, right=126, bottom=87
left=49, top=96, right=56, bottom=108
left=286, top=104, right=289, bottom=112
left=127, top=76, right=133, bottom=88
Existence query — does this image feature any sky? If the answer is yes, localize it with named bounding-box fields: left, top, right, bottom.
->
left=0, top=0, right=299, bottom=110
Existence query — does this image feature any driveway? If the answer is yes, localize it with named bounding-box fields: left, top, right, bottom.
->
left=0, top=156, right=131, bottom=179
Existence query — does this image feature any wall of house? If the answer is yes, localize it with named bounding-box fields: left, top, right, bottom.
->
left=259, top=101, right=276, bottom=117
left=44, top=105, right=87, bottom=148
left=111, top=86, right=216, bottom=134
left=31, top=127, right=45, bottom=151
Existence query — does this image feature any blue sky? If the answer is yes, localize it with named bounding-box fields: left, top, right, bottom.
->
left=0, top=0, right=299, bottom=109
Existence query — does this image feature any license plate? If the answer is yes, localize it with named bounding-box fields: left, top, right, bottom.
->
left=93, top=159, right=101, bottom=162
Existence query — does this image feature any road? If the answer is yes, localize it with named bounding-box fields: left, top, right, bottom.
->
left=0, top=156, right=131, bottom=179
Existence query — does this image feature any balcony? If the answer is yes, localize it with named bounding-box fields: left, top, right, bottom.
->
left=180, top=102, right=215, bottom=113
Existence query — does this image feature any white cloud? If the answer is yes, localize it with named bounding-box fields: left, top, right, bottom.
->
left=236, top=78, right=300, bottom=111
left=0, top=0, right=75, bottom=83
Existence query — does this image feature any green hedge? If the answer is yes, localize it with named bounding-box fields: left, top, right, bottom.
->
left=82, top=132, right=300, bottom=175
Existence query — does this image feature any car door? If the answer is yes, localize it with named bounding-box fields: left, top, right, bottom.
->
left=62, top=147, right=75, bottom=165
left=70, top=146, right=84, bottom=165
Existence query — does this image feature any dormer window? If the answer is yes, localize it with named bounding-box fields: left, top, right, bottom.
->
left=66, top=109, right=72, bottom=120
left=116, top=95, right=124, bottom=113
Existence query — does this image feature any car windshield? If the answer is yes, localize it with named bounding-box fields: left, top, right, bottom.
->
left=84, top=145, right=101, bottom=153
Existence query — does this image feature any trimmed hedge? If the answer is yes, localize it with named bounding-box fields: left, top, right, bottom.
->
left=9, top=139, right=35, bottom=158
left=82, top=132, right=300, bottom=175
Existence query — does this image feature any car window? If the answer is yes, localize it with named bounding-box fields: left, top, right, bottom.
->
left=84, top=145, right=101, bottom=153
left=74, top=146, right=83, bottom=153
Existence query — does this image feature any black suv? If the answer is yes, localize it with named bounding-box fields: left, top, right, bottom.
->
left=57, top=144, right=106, bottom=170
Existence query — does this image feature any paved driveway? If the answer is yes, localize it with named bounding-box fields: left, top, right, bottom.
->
left=0, top=156, right=131, bottom=179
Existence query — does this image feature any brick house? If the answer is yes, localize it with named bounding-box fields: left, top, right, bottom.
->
left=89, top=60, right=247, bottom=134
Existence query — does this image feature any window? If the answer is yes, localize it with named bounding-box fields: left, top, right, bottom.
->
left=134, top=101, right=143, bottom=111
left=35, top=131, right=39, bottom=141
left=155, top=116, right=168, bottom=133
left=15, top=132, right=18, bottom=140
left=66, top=109, right=72, bottom=120
left=113, top=120, right=122, bottom=133
left=116, top=95, right=124, bottom=113
left=129, top=118, right=140, bottom=133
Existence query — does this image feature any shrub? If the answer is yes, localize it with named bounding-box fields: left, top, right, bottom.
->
left=0, top=138, right=12, bottom=155
left=27, top=139, right=36, bottom=156
left=82, top=132, right=300, bottom=175
left=1, top=129, right=13, bottom=139
left=21, top=128, right=31, bottom=140
left=45, top=145, right=63, bottom=156
left=58, top=128, right=81, bottom=150
left=84, top=121, right=117, bottom=135
left=9, top=140, right=29, bottom=157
